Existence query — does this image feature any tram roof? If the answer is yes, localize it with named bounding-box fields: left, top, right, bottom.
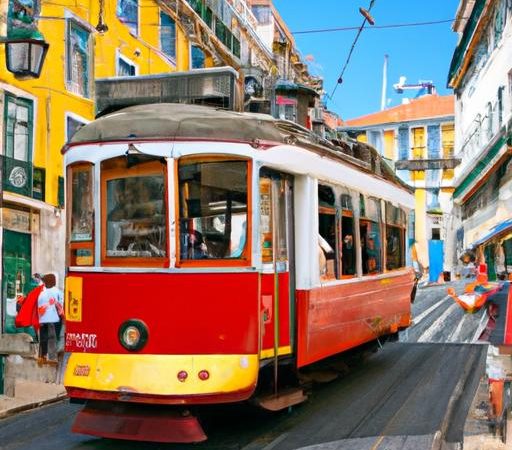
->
left=68, top=103, right=411, bottom=193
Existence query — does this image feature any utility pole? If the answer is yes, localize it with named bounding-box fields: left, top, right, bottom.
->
left=381, top=54, right=388, bottom=111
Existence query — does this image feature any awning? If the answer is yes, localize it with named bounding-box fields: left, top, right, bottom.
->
left=471, top=218, right=512, bottom=248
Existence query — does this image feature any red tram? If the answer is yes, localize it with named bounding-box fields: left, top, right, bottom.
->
left=62, top=103, right=416, bottom=442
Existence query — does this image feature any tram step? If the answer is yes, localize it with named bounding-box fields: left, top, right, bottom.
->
left=255, top=388, right=307, bottom=411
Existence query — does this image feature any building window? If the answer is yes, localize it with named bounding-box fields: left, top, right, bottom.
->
left=431, top=228, right=441, bottom=240
left=276, top=96, right=297, bottom=122
left=66, top=115, right=86, bottom=142
left=66, top=20, right=91, bottom=98
left=4, top=94, right=33, bottom=162
left=427, top=124, right=440, bottom=159
left=494, top=2, right=505, bottom=45
left=441, top=123, right=454, bottom=158
left=368, top=130, right=383, bottom=154
left=411, top=127, right=425, bottom=159
left=251, top=5, right=272, bottom=24
left=117, top=53, right=137, bottom=76
left=398, top=126, right=409, bottom=160
left=497, top=86, right=504, bottom=127
left=486, top=102, right=493, bottom=140
left=33, top=167, right=46, bottom=201
left=117, top=0, right=138, bottom=34
left=160, top=12, right=176, bottom=62
left=191, top=45, right=205, bottom=69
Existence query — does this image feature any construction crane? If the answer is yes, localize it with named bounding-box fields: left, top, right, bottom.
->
left=393, top=76, right=436, bottom=96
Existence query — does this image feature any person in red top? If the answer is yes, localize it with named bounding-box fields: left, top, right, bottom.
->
left=15, top=273, right=44, bottom=334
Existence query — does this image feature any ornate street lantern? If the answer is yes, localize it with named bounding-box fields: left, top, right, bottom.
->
left=4, top=38, right=49, bottom=79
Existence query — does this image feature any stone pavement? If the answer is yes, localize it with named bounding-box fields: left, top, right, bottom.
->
left=0, top=378, right=67, bottom=419
left=0, top=353, right=68, bottom=419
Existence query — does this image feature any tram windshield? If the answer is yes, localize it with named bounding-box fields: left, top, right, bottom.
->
left=106, top=177, right=166, bottom=257
left=178, top=159, right=248, bottom=261
left=102, top=158, right=167, bottom=261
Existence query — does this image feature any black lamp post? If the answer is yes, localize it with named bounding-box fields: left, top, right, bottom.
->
left=4, top=38, right=49, bottom=79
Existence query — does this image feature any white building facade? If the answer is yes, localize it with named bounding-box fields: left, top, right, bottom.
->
left=448, top=0, right=512, bottom=279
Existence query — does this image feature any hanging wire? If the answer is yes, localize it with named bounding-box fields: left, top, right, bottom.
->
left=329, top=0, right=377, bottom=100
left=293, top=18, right=457, bottom=35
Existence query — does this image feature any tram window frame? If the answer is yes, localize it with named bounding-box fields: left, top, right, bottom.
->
left=340, top=190, right=356, bottom=278
left=67, top=162, right=95, bottom=267
left=176, top=156, right=252, bottom=267
left=101, top=157, right=169, bottom=267
left=259, top=170, right=290, bottom=267
left=318, top=184, right=337, bottom=279
left=385, top=203, right=406, bottom=270
left=359, top=196, right=383, bottom=275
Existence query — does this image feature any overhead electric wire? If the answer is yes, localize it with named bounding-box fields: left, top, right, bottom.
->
left=329, top=0, right=377, bottom=100
left=292, top=18, right=457, bottom=35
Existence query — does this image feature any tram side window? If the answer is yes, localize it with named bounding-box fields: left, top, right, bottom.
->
left=360, top=196, right=382, bottom=275
left=386, top=203, right=406, bottom=270
left=318, top=185, right=336, bottom=279
left=178, top=159, right=248, bottom=261
left=259, top=175, right=288, bottom=265
left=340, top=192, right=355, bottom=276
left=68, top=164, right=94, bottom=266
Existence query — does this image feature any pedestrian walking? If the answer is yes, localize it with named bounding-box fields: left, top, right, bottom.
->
left=15, top=273, right=45, bottom=337
left=37, top=273, right=64, bottom=365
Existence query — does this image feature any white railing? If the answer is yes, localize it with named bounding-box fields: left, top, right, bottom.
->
left=230, top=0, right=258, bottom=30
left=458, top=100, right=503, bottom=172
left=224, top=0, right=273, bottom=58
left=311, top=107, right=323, bottom=121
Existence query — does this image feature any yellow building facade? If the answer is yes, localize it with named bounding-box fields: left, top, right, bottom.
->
left=0, top=0, right=247, bottom=352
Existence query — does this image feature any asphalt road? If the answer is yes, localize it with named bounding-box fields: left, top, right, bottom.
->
left=401, top=280, right=487, bottom=344
left=0, top=281, right=491, bottom=450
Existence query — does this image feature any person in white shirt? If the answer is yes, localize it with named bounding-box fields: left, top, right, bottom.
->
left=37, top=274, right=63, bottom=364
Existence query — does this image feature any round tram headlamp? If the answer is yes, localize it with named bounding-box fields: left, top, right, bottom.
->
left=118, top=319, right=148, bottom=351
left=123, top=326, right=140, bottom=346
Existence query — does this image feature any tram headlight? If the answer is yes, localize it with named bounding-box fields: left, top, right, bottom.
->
left=118, top=319, right=148, bottom=351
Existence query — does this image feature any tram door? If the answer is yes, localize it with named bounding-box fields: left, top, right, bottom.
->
left=259, top=171, right=295, bottom=362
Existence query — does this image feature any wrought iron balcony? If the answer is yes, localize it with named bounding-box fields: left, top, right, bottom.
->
left=0, top=155, right=33, bottom=198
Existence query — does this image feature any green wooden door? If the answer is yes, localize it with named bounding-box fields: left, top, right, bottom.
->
left=2, top=229, right=32, bottom=334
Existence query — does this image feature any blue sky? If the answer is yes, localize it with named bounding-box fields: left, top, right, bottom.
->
left=272, top=0, right=460, bottom=120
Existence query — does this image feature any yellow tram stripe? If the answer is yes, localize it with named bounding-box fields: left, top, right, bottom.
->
left=64, top=353, right=259, bottom=396
left=259, top=345, right=292, bottom=359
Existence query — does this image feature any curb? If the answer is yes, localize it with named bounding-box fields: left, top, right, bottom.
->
left=0, top=392, right=68, bottom=420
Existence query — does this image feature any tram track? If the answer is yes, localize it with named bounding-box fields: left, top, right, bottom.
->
left=257, top=343, right=487, bottom=450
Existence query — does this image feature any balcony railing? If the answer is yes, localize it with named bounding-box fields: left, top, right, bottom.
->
left=1, top=155, right=33, bottom=198
left=395, top=157, right=461, bottom=171
left=183, top=0, right=242, bottom=58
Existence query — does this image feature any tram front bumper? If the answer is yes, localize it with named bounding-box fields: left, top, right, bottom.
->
left=64, top=353, right=259, bottom=404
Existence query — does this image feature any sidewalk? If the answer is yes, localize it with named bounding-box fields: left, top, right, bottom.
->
left=0, top=378, right=67, bottom=419
left=0, top=353, right=68, bottom=419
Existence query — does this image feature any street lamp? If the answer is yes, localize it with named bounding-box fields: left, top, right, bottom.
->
left=3, top=38, right=49, bottom=79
